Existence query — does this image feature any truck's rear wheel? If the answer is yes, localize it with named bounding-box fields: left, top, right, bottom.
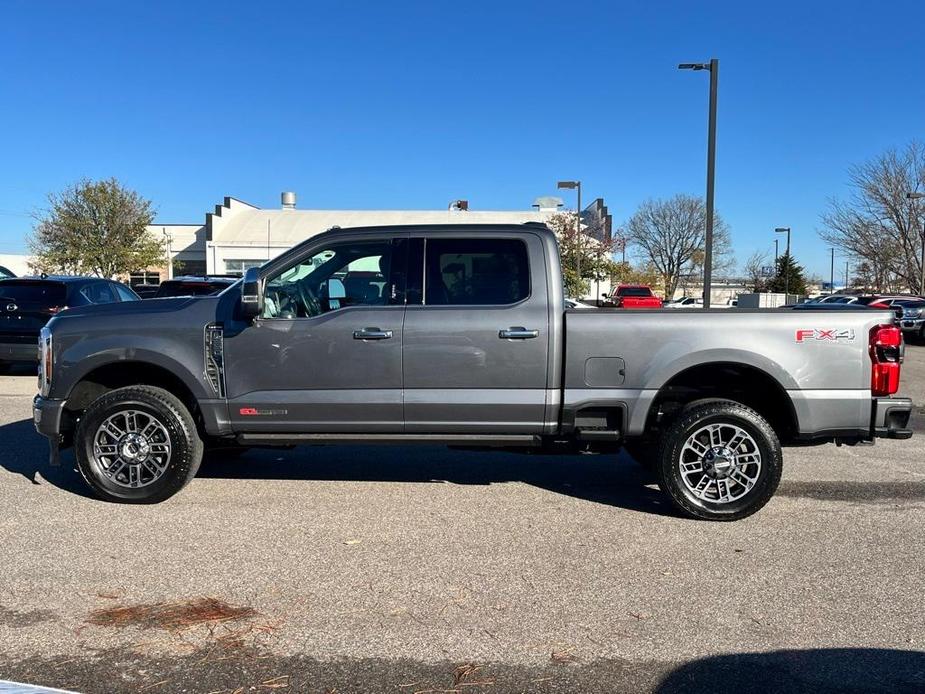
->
left=656, top=400, right=781, bottom=521
left=75, top=386, right=203, bottom=503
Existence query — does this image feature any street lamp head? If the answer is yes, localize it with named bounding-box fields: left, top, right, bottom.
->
left=678, top=62, right=709, bottom=70
left=906, top=192, right=925, bottom=200
left=774, top=227, right=790, bottom=233
left=557, top=180, right=579, bottom=190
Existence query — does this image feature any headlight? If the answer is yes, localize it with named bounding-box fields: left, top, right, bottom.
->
left=38, top=327, right=52, bottom=396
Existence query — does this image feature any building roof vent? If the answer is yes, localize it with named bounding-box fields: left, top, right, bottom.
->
left=449, top=199, right=469, bottom=211
left=532, top=196, right=564, bottom=212
left=281, top=191, right=297, bottom=210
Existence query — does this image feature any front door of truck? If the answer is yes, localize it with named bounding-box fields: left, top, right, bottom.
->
left=402, top=234, right=550, bottom=433
left=223, top=235, right=408, bottom=433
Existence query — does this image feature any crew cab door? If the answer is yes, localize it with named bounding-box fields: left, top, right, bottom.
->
left=223, top=234, right=408, bottom=433
left=402, top=234, right=550, bottom=433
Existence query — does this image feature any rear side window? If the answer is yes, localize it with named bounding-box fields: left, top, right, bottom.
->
left=81, top=282, right=117, bottom=304
left=424, top=239, right=529, bottom=306
left=113, top=284, right=139, bottom=302
left=0, top=280, right=66, bottom=305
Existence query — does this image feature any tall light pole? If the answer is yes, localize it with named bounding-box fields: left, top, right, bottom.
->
left=162, top=228, right=173, bottom=280
left=774, top=239, right=779, bottom=263
left=775, top=227, right=791, bottom=296
left=558, top=180, right=582, bottom=294
left=830, top=248, right=835, bottom=293
left=679, top=58, right=718, bottom=308
left=906, top=192, right=925, bottom=296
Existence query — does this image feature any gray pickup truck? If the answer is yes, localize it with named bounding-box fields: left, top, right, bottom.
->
left=33, top=224, right=913, bottom=520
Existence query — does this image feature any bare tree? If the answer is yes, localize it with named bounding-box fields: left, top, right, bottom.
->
left=625, top=194, right=733, bottom=298
left=743, top=250, right=770, bottom=292
left=820, top=141, right=925, bottom=292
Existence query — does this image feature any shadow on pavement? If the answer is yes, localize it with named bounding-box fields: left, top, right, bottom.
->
left=199, top=443, right=676, bottom=515
left=0, top=413, right=674, bottom=515
left=655, top=647, right=925, bottom=693
left=0, top=418, right=94, bottom=498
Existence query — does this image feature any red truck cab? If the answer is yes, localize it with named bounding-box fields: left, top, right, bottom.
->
left=608, top=284, right=663, bottom=309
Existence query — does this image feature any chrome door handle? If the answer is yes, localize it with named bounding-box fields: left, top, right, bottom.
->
left=499, top=327, right=539, bottom=339
left=353, top=327, right=393, bottom=340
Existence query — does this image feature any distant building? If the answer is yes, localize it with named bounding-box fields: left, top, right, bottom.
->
left=142, top=192, right=608, bottom=285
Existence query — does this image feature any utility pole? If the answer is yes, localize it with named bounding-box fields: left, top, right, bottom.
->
left=678, top=58, right=719, bottom=308
left=830, top=248, right=835, bottom=292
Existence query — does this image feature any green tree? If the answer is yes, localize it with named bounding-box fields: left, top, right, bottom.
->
left=29, top=178, right=163, bottom=277
left=767, top=252, right=807, bottom=296
left=548, top=212, right=620, bottom=298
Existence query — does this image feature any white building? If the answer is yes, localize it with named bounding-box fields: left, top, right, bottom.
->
left=147, top=192, right=577, bottom=278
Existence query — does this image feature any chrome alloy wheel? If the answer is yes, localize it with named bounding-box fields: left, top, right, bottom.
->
left=92, top=409, right=172, bottom=488
left=678, top=423, right=762, bottom=504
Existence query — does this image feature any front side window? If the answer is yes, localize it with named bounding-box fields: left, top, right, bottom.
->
left=424, top=238, right=529, bottom=306
left=262, top=240, right=395, bottom=319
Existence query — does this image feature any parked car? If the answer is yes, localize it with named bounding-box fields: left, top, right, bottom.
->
left=564, top=298, right=596, bottom=309
left=131, top=283, right=162, bottom=299
left=897, top=299, right=925, bottom=340
left=0, top=265, right=15, bottom=279
left=607, top=284, right=663, bottom=309
left=665, top=297, right=703, bottom=309
left=33, top=223, right=913, bottom=520
left=0, top=275, right=138, bottom=370
left=151, top=275, right=238, bottom=298
left=864, top=294, right=924, bottom=308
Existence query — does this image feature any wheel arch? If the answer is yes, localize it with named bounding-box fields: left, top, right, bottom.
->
left=64, top=359, right=203, bottom=422
left=641, top=360, right=799, bottom=443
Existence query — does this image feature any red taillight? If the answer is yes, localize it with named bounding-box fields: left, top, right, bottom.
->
left=869, top=324, right=902, bottom=396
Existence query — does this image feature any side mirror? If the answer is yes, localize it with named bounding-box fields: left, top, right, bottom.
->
left=240, top=267, right=263, bottom=319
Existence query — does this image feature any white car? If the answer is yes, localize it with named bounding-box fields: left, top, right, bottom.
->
left=565, top=298, right=596, bottom=309
left=665, top=297, right=703, bottom=309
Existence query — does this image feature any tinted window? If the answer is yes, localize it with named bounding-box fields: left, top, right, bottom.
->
left=0, top=280, right=66, bottom=305
left=155, top=280, right=231, bottom=298
left=424, top=238, right=529, bottom=306
left=617, top=287, right=653, bottom=297
left=263, top=240, right=395, bottom=318
left=81, top=282, right=117, bottom=304
left=114, top=283, right=139, bottom=301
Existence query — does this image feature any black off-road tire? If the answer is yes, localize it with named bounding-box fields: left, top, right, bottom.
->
left=655, top=399, right=782, bottom=521
left=75, top=385, right=203, bottom=503
left=0, top=361, right=11, bottom=374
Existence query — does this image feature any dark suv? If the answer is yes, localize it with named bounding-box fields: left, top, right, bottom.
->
left=0, top=276, right=138, bottom=370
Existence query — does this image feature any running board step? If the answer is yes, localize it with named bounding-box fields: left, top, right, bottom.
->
left=576, top=428, right=622, bottom=442
left=237, top=433, right=542, bottom=447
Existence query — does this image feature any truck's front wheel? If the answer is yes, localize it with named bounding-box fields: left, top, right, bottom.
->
left=656, top=400, right=782, bottom=521
left=75, top=386, right=203, bottom=503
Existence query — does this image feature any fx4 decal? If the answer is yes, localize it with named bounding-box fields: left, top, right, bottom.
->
left=795, top=328, right=856, bottom=343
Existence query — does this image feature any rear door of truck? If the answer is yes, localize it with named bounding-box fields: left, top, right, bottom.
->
left=402, top=232, right=550, bottom=433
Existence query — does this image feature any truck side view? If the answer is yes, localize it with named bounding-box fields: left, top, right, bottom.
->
left=33, top=224, right=914, bottom=520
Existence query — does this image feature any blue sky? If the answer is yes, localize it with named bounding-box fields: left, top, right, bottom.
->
left=1, top=0, right=923, bottom=277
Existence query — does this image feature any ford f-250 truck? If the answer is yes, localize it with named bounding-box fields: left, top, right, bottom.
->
left=32, top=224, right=914, bottom=520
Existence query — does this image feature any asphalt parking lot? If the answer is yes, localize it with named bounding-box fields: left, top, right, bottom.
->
left=1, top=349, right=924, bottom=693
